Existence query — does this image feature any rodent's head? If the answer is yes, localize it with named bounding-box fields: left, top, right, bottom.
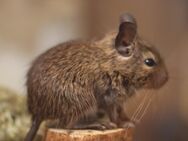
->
left=105, top=13, right=168, bottom=90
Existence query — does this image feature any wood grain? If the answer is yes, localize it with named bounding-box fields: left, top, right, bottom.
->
left=44, top=128, right=134, bottom=141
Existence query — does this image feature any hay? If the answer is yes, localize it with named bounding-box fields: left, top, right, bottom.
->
left=0, top=87, right=31, bottom=141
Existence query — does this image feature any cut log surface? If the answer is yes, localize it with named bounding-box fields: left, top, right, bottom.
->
left=45, top=128, right=134, bottom=141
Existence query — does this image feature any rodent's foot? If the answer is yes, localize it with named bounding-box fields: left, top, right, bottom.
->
left=100, top=121, right=117, bottom=129
left=118, top=121, right=135, bottom=128
left=73, top=122, right=117, bottom=130
left=73, top=123, right=107, bottom=130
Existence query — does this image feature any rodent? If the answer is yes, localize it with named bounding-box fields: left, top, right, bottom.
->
left=24, top=13, right=168, bottom=141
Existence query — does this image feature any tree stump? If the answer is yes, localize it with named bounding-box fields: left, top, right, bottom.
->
left=44, top=128, right=134, bottom=141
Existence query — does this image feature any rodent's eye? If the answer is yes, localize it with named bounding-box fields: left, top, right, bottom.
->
left=144, top=58, right=156, bottom=67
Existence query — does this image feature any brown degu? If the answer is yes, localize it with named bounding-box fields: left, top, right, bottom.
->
left=25, top=13, right=168, bottom=141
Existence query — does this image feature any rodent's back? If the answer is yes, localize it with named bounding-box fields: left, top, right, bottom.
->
left=26, top=41, right=109, bottom=124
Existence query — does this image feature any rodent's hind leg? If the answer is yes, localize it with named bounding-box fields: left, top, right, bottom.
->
left=73, top=123, right=107, bottom=130
left=72, top=110, right=117, bottom=130
left=56, top=118, right=78, bottom=129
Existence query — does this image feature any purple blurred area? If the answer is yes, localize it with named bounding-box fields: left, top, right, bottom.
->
left=0, top=0, right=187, bottom=141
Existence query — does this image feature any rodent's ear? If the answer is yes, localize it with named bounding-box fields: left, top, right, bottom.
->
left=115, top=13, right=137, bottom=47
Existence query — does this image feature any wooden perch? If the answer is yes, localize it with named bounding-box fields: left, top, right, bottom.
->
left=44, top=128, right=134, bottom=141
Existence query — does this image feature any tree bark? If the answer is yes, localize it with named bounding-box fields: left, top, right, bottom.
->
left=44, top=128, right=134, bottom=141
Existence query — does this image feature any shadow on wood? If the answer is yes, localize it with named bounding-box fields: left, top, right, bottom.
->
left=44, top=128, right=134, bottom=141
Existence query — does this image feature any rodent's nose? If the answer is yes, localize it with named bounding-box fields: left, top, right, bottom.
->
left=151, top=68, right=168, bottom=89
left=157, top=69, right=168, bottom=88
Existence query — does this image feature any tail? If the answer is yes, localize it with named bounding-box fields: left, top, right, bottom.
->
left=24, top=118, right=42, bottom=141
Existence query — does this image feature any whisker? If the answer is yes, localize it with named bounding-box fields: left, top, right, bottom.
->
left=132, top=90, right=153, bottom=122
left=137, top=94, right=153, bottom=122
left=132, top=90, right=151, bottom=122
left=125, top=90, right=155, bottom=138
left=124, top=91, right=148, bottom=138
left=137, top=90, right=155, bottom=122
left=130, top=91, right=147, bottom=122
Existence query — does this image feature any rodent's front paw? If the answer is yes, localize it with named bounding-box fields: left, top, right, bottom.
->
left=118, top=121, right=135, bottom=128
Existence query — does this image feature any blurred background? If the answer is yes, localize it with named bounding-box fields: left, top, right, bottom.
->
left=0, top=0, right=188, bottom=141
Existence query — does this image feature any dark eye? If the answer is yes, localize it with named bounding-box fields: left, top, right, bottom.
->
left=144, top=58, right=156, bottom=67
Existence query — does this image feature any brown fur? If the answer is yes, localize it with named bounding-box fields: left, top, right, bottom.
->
left=25, top=14, right=168, bottom=141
